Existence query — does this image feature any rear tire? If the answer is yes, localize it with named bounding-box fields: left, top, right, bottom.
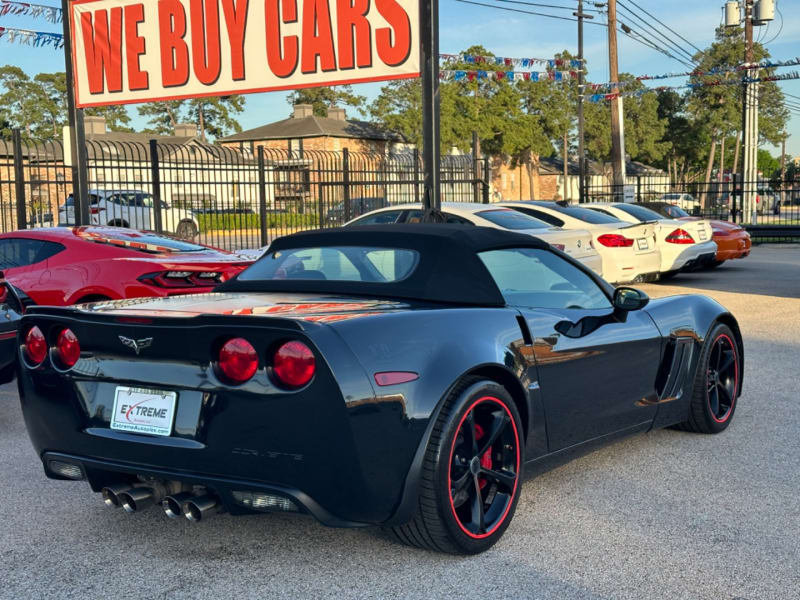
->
left=677, top=323, right=740, bottom=434
left=389, top=378, right=524, bottom=554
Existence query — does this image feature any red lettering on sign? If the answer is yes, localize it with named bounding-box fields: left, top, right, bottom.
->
left=81, top=7, right=124, bottom=94
left=158, top=0, right=190, bottom=87
left=301, top=0, right=336, bottom=74
left=190, top=0, right=222, bottom=85
left=375, top=0, right=410, bottom=66
left=336, top=0, right=371, bottom=69
left=221, top=0, right=249, bottom=80
left=265, top=0, right=299, bottom=78
left=124, top=3, right=149, bottom=90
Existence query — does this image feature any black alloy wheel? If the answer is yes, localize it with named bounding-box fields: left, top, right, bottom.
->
left=706, top=334, right=738, bottom=424
left=390, top=378, right=523, bottom=554
left=678, top=322, right=741, bottom=434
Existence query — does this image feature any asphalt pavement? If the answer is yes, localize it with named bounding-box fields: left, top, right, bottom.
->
left=1, top=246, right=798, bottom=600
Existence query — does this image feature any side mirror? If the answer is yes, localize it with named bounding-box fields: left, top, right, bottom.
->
left=613, top=287, right=649, bottom=312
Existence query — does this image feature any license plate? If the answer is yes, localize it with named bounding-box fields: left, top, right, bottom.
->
left=111, top=387, right=177, bottom=437
left=637, top=238, right=649, bottom=250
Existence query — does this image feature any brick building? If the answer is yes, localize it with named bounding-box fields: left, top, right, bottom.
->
left=219, top=104, right=408, bottom=155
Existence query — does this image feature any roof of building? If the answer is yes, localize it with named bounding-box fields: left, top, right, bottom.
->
left=220, top=115, right=405, bottom=143
left=538, top=156, right=666, bottom=176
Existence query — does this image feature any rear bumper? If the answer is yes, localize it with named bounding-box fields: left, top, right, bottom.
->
left=576, top=253, right=603, bottom=276
left=600, top=249, right=662, bottom=284
left=42, top=451, right=369, bottom=527
left=663, top=241, right=718, bottom=272
left=715, top=234, right=752, bottom=261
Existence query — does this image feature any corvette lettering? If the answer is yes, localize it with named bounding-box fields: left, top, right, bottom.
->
left=70, top=0, right=420, bottom=107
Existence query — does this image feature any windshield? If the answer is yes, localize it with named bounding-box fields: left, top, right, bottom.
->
left=239, top=246, right=419, bottom=283
left=614, top=204, right=664, bottom=222
left=78, top=230, right=206, bottom=253
left=476, top=209, right=550, bottom=230
left=548, top=205, right=624, bottom=224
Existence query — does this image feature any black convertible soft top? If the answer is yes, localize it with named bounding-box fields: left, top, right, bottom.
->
left=218, top=224, right=549, bottom=306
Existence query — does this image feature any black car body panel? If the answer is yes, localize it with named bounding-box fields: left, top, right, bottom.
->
left=17, top=225, right=743, bottom=528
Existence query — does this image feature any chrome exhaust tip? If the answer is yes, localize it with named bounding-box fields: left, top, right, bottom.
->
left=101, top=484, right=131, bottom=508
left=162, top=492, right=194, bottom=519
left=119, top=487, right=155, bottom=513
left=182, top=495, right=219, bottom=522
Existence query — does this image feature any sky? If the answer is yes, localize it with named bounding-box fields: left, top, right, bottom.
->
left=1, top=0, right=799, bottom=157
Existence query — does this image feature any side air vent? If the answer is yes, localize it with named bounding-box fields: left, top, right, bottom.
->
left=655, top=338, right=695, bottom=401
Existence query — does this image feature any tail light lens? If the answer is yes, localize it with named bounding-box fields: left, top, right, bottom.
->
left=0, top=281, right=7, bottom=304
left=273, top=341, right=316, bottom=388
left=139, top=271, right=223, bottom=288
left=551, top=243, right=566, bottom=251
left=596, top=234, right=634, bottom=247
left=218, top=338, right=258, bottom=384
left=712, top=230, right=726, bottom=237
left=24, top=326, right=47, bottom=365
left=665, top=228, right=695, bottom=244
left=56, top=329, right=81, bottom=368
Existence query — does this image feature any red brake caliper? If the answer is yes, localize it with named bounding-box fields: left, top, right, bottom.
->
left=473, top=423, right=493, bottom=489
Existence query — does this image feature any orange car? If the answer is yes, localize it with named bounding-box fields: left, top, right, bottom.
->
left=640, top=202, right=751, bottom=267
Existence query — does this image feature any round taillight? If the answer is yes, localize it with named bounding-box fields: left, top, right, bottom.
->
left=218, top=338, right=259, bottom=384
left=56, top=329, right=81, bottom=368
left=24, top=326, right=47, bottom=366
left=273, top=341, right=316, bottom=388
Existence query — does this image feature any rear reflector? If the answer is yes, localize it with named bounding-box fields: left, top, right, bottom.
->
left=56, top=329, right=81, bottom=369
left=232, top=491, right=298, bottom=512
left=666, top=228, right=695, bottom=244
left=596, top=234, right=634, bottom=247
left=374, top=372, right=419, bottom=386
left=218, top=338, right=259, bottom=384
left=23, top=326, right=47, bottom=366
left=273, top=341, right=316, bottom=388
left=48, top=460, right=84, bottom=480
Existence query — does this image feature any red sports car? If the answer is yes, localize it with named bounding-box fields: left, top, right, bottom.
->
left=0, top=227, right=254, bottom=306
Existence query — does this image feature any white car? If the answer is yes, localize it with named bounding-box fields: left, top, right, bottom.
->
left=660, top=193, right=700, bottom=215
left=344, top=203, right=603, bottom=275
left=58, top=190, right=200, bottom=239
left=499, top=201, right=661, bottom=284
left=583, top=203, right=717, bottom=277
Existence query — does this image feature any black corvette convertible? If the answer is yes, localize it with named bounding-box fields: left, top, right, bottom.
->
left=18, top=225, right=743, bottom=554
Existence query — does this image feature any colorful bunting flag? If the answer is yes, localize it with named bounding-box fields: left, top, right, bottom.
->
left=0, top=1, right=62, bottom=23
left=0, top=26, right=64, bottom=49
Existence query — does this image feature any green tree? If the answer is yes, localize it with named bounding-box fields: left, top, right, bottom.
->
left=186, top=96, right=245, bottom=141
left=287, top=85, right=366, bottom=117
left=84, top=105, right=133, bottom=132
left=584, top=75, right=669, bottom=166
left=756, top=148, right=779, bottom=177
left=0, top=66, right=46, bottom=137
left=138, top=101, right=186, bottom=135
left=33, top=72, right=69, bottom=138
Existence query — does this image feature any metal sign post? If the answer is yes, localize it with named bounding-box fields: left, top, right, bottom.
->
left=420, top=0, right=441, bottom=213
left=61, top=0, right=90, bottom=226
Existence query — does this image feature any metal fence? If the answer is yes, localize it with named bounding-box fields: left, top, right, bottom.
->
left=0, top=131, right=488, bottom=251
left=585, top=175, right=800, bottom=242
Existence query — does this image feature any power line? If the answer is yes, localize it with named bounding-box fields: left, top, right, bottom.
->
left=489, top=0, right=603, bottom=11
left=616, top=0, right=698, bottom=65
left=623, top=0, right=704, bottom=54
left=618, top=27, right=696, bottom=69
left=451, top=0, right=606, bottom=24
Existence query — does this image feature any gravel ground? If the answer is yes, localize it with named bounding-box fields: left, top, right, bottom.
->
left=1, top=246, right=798, bottom=600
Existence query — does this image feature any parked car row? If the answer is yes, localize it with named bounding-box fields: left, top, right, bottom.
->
left=345, top=201, right=750, bottom=284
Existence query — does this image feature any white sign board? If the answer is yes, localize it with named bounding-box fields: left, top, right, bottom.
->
left=70, top=0, right=420, bottom=107
left=623, top=184, right=636, bottom=203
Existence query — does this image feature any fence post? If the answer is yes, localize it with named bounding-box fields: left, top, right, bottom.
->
left=12, top=129, right=27, bottom=230
left=637, top=176, right=642, bottom=203
left=149, top=139, right=164, bottom=234
left=257, top=146, right=269, bottom=246
left=342, top=148, right=351, bottom=223
left=472, top=131, right=480, bottom=204
left=730, top=173, right=738, bottom=223
left=482, top=157, right=490, bottom=204
left=413, top=148, right=421, bottom=204
left=317, top=165, right=325, bottom=229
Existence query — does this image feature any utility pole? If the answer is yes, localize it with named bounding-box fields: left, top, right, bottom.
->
left=61, top=0, right=91, bottom=226
left=739, top=0, right=756, bottom=222
left=607, top=0, right=626, bottom=199
left=780, top=132, right=788, bottom=208
left=421, top=0, right=441, bottom=213
left=575, top=0, right=593, bottom=203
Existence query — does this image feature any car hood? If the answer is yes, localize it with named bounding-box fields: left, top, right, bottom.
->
left=71, top=292, right=411, bottom=322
